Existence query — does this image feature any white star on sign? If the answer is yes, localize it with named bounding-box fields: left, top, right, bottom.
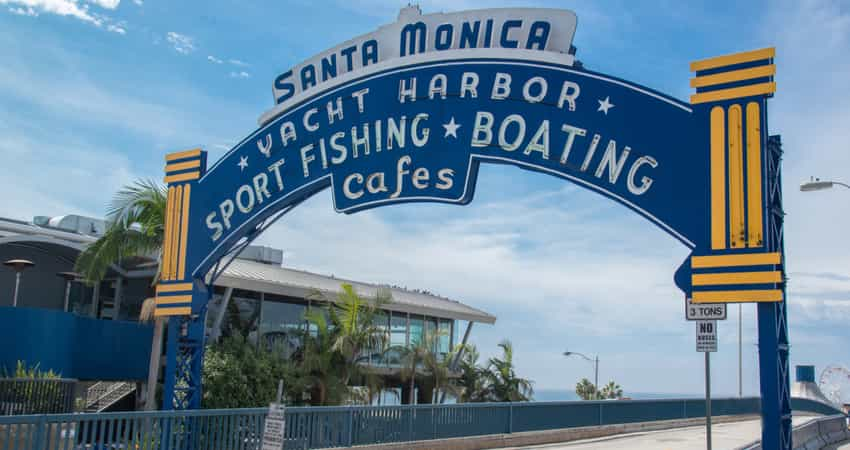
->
left=237, top=156, right=249, bottom=171
left=597, top=96, right=615, bottom=115
left=442, top=117, right=461, bottom=139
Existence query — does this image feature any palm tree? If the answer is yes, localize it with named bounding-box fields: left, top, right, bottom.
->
left=453, top=344, right=489, bottom=403
left=393, top=329, right=438, bottom=405
left=309, top=284, right=390, bottom=388
left=75, top=180, right=167, bottom=282
left=300, top=308, right=348, bottom=405
left=74, top=179, right=167, bottom=410
left=483, top=340, right=534, bottom=402
left=600, top=381, right=623, bottom=399
left=575, top=378, right=598, bottom=400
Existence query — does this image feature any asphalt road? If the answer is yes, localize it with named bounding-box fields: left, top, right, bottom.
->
left=496, top=417, right=815, bottom=450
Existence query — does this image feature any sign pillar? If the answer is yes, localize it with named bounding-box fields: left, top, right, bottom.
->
left=696, top=320, right=717, bottom=450
left=689, top=48, right=790, bottom=449
left=157, top=148, right=209, bottom=410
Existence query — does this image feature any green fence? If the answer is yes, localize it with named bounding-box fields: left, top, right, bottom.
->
left=0, top=397, right=842, bottom=449
left=0, top=379, right=76, bottom=416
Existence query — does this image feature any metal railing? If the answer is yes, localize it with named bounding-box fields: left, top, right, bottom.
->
left=0, top=397, right=842, bottom=450
left=0, top=379, right=76, bottom=416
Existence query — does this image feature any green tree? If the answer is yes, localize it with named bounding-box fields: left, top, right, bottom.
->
left=575, top=378, right=598, bottom=400
left=300, top=308, right=349, bottom=405
left=75, top=180, right=167, bottom=283
left=315, top=284, right=389, bottom=387
left=483, top=340, right=534, bottom=402
left=74, top=179, right=167, bottom=410
left=392, top=329, right=445, bottom=404
left=452, top=344, right=489, bottom=403
left=600, top=381, right=624, bottom=400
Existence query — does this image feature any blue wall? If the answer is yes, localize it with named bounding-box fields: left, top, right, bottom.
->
left=0, top=306, right=153, bottom=380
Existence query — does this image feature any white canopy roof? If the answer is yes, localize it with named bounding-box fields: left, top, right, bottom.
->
left=216, top=259, right=496, bottom=324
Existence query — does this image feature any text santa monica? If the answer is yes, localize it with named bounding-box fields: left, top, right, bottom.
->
left=271, top=6, right=577, bottom=105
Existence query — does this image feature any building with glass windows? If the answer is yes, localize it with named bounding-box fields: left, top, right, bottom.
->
left=0, top=214, right=496, bottom=406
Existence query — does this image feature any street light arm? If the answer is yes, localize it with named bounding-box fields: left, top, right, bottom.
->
left=834, top=181, right=850, bottom=189
left=563, top=351, right=594, bottom=363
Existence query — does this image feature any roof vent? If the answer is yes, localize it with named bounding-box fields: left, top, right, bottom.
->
left=237, top=245, right=283, bottom=266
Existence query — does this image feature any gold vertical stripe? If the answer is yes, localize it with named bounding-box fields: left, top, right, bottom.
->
left=170, top=185, right=183, bottom=281
left=162, top=187, right=175, bottom=281
left=727, top=105, right=745, bottom=248
left=710, top=107, right=727, bottom=250
left=746, top=102, right=764, bottom=248
left=177, top=184, right=191, bottom=280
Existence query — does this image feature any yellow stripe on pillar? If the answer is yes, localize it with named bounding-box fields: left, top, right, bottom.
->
left=710, top=106, right=727, bottom=250
left=162, top=187, right=175, bottom=281
left=727, top=105, right=745, bottom=248
left=177, top=184, right=191, bottom=280
left=170, top=185, right=183, bottom=281
left=746, top=102, right=764, bottom=248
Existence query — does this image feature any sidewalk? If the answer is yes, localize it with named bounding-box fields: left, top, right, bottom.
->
left=496, top=417, right=815, bottom=450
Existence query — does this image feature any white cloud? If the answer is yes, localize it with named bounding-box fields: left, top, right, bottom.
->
left=228, top=58, right=249, bottom=67
left=86, top=0, right=117, bottom=8
left=131, top=0, right=140, bottom=4
left=207, top=55, right=223, bottom=64
left=229, top=70, right=250, bottom=79
left=7, top=5, right=36, bottom=15
left=106, top=21, right=125, bottom=34
left=166, top=31, right=195, bottom=54
left=1, top=0, right=127, bottom=32
left=0, top=0, right=102, bottom=25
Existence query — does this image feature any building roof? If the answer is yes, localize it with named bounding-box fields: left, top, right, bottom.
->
left=216, top=259, right=497, bottom=324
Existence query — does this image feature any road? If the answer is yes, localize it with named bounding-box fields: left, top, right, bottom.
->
left=496, top=417, right=816, bottom=450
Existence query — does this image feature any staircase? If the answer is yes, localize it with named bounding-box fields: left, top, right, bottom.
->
left=85, top=381, right=136, bottom=412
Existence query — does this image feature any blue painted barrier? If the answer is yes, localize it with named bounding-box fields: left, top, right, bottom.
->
left=0, top=397, right=841, bottom=449
left=0, top=306, right=153, bottom=380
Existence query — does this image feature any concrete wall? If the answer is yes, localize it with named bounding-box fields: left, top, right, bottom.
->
left=739, top=414, right=850, bottom=450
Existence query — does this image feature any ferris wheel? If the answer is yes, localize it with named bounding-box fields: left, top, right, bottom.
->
left=819, top=365, right=850, bottom=405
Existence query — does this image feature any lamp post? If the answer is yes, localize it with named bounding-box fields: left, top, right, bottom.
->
left=56, top=272, right=81, bottom=312
left=564, top=350, right=599, bottom=397
left=4, top=259, right=35, bottom=307
left=799, top=177, right=850, bottom=192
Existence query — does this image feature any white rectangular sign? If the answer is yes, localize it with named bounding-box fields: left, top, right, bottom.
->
left=696, top=320, right=717, bottom=353
left=261, top=403, right=286, bottom=450
left=271, top=6, right=577, bottom=105
left=686, top=297, right=727, bottom=321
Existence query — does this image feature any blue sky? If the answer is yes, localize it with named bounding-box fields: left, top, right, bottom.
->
left=1, top=0, right=849, bottom=397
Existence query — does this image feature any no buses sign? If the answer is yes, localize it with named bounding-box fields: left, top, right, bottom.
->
left=696, top=320, right=718, bottom=353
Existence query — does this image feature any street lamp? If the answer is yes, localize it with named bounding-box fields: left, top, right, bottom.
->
left=564, top=350, right=599, bottom=397
left=800, top=177, right=850, bottom=192
left=56, top=272, right=81, bottom=312
left=4, top=259, right=35, bottom=307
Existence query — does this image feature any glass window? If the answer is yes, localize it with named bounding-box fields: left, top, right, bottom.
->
left=387, top=312, right=407, bottom=366
left=218, top=289, right=261, bottom=345
left=260, top=295, right=307, bottom=357
left=366, top=310, right=388, bottom=365
left=439, top=319, right=452, bottom=357
left=425, top=317, right=438, bottom=352
left=409, top=315, right=423, bottom=347
left=390, top=312, right=407, bottom=347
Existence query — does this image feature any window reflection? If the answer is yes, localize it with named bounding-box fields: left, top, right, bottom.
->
left=409, top=315, right=423, bottom=347
left=260, top=294, right=307, bottom=357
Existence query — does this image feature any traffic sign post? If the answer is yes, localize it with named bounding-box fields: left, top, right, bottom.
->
left=261, top=403, right=286, bottom=450
left=697, top=320, right=717, bottom=450
left=687, top=298, right=727, bottom=321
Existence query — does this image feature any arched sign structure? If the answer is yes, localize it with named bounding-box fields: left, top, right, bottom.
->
left=154, top=7, right=790, bottom=448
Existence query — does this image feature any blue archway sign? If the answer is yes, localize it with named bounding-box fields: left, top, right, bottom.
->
left=154, top=7, right=790, bottom=449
